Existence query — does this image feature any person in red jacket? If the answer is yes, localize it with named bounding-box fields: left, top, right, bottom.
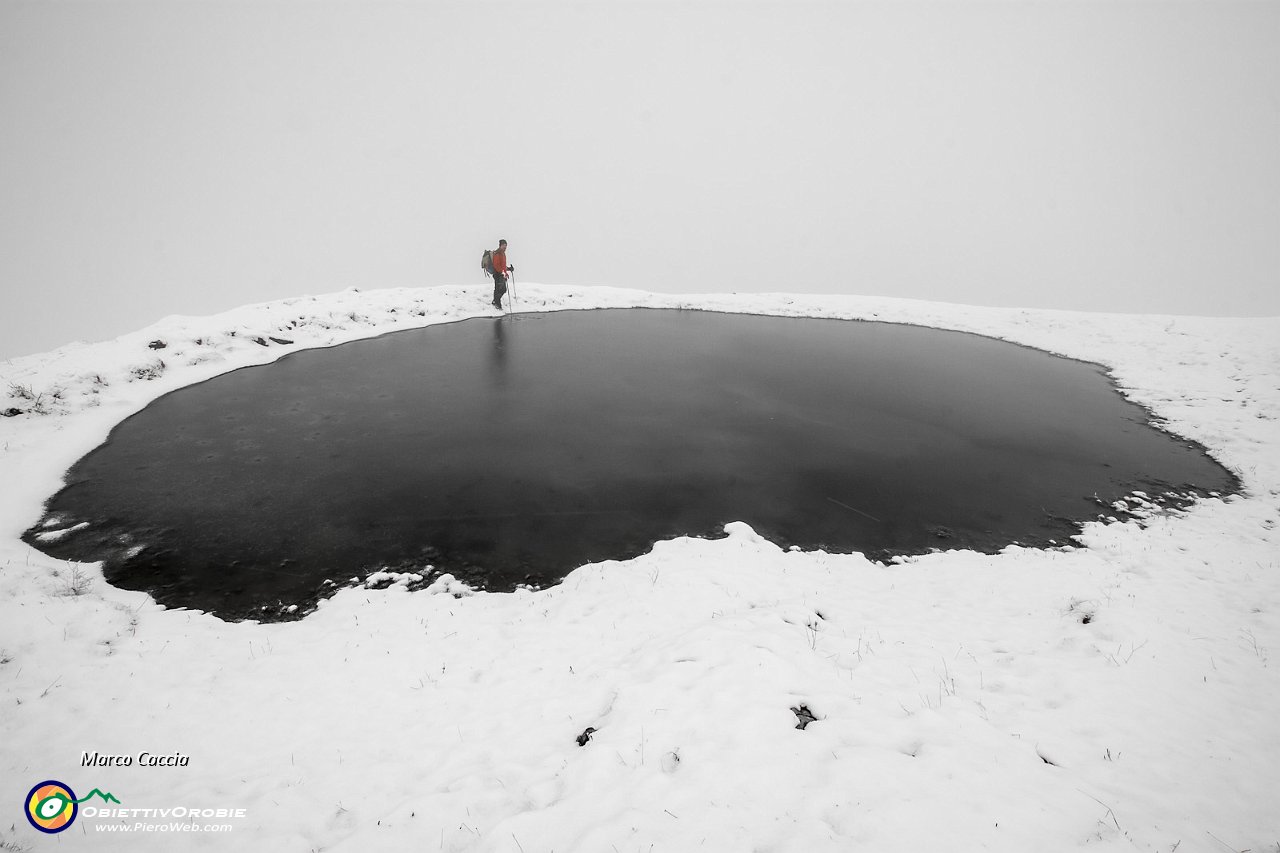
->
left=490, top=239, right=512, bottom=309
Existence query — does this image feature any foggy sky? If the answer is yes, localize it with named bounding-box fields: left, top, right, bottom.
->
left=2, top=0, right=1278, bottom=360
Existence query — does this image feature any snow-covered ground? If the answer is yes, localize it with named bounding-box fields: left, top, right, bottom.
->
left=1, top=285, right=1277, bottom=852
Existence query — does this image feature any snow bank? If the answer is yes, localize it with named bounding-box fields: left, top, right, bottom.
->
left=2, top=285, right=1277, bottom=852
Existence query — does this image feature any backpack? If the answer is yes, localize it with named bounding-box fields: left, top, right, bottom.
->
left=481, top=249, right=494, bottom=274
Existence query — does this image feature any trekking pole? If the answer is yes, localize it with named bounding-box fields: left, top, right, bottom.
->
left=508, top=269, right=517, bottom=314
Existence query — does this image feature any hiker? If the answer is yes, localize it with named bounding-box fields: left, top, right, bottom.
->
left=488, top=239, right=513, bottom=309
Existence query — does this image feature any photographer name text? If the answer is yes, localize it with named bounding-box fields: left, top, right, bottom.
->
left=81, top=751, right=191, bottom=767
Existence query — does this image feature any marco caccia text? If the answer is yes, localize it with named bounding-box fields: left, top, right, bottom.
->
left=82, top=751, right=190, bottom=767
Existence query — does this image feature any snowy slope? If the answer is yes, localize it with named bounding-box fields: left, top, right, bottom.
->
left=2, top=285, right=1277, bottom=852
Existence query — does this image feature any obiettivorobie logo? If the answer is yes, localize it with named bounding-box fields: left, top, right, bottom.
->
left=24, top=779, right=248, bottom=836
left=24, top=781, right=120, bottom=834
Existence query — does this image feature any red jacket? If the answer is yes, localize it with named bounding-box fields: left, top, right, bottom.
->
left=492, top=248, right=508, bottom=276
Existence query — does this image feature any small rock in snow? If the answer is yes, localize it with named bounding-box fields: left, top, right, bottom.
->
left=792, top=705, right=817, bottom=730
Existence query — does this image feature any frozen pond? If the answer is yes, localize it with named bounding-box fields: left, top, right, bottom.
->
left=26, top=309, right=1237, bottom=620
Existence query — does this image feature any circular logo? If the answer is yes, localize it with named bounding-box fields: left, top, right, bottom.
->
left=25, top=780, right=78, bottom=834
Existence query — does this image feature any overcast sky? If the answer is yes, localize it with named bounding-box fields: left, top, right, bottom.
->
left=2, top=0, right=1277, bottom=360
